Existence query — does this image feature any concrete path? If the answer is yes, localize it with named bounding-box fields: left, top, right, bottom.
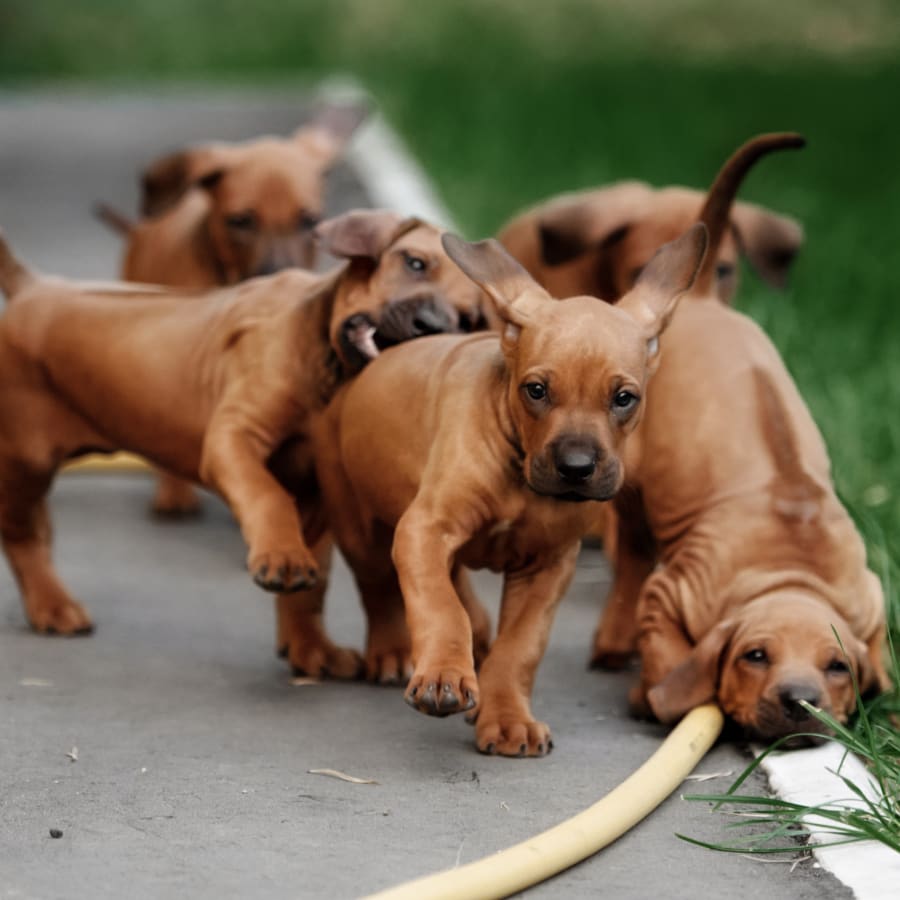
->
left=0, top=89, right=851, bottom=899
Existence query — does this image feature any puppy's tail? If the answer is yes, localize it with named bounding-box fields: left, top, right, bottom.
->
left=694, top=133, right=805, bottom=296
left=0, top=230, right=34, bottom=299
left=94, top=202, right=135, bottom=236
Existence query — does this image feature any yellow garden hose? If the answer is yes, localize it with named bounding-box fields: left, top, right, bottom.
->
left=64, top=452, right=151, bottom=473
left=364, top=703, right=724, bottom=900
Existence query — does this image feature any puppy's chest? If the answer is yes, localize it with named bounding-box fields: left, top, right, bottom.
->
left=459, top=500, right=593, bottom=573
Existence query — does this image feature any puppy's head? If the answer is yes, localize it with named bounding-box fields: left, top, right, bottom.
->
left=139, top=103, right=368, bottom=281
left=648, top=593, right=881, bottom=744
left=316, top=209, right=492, bottom=371
left=443, top=224, right=708, bottom=502
left=501, top=161, right=802, bottom=305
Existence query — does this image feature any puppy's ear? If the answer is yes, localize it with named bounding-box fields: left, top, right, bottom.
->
left=646, top=620, right=735, bottom=724
left=140, top=145, right=231, bottom=217
left=617, top=223, right=708, bottom=351
left=315, top=209, right=420, bottom=262
left=442, top=234, right=549, bottom=348
left=294, top=102, right=369, bottom=168
left=533, top=182, right=652, bottom=267
left=731, top=202, right=804, bottom=289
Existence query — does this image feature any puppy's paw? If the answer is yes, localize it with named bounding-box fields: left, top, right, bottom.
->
left=476, top=718, right=553, bottom=757
left=28, top=598, right=94, bottom=636
left=366, top=648, right=412, bottom=686
left=249, top=546, right=318, bottom=593
left=404, top=666, right=478, bottom=717
left=365, top=621, right=412, bottom=685
left=280, top=637, right=364, bottom=680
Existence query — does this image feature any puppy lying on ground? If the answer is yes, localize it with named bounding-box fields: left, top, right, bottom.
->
left=0, top=210, right=484, bottom=680
left=590, top=134, right=889, bottom=742
left=314, top=218, right=708, bottom=755
left=498, top=154, right=803, bottom=305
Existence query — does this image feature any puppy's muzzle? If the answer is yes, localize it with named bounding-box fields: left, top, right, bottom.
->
left=777, top=680, right=822, bottom=722
left=375, top=296, right=458, bottom=348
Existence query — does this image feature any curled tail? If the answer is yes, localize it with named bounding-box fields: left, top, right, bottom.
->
left=694, top=133, right=805, bottom=296
left=0, top=231, right=34, bottom=299
left=94, top=202, right=135, bottom=236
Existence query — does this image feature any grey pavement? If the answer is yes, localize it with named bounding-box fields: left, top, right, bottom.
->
left=0, top=90, right=851, bottom=899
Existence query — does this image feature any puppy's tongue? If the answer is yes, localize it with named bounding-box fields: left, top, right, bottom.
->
left=346, top=320, right=379, bottom=360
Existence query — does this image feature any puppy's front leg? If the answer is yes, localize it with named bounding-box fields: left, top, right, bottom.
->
left=393, top=506, right=478, bottom=717
left=473, top=543, right=579, bottom=757
left=201, top=422, right=318, bottom=592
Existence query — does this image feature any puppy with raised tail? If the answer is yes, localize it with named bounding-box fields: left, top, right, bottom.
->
left=591, top=134, right=889, bottom=742
left=314, top=221, right=708, bottom=755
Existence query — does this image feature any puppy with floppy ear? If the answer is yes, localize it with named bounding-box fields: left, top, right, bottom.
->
left=498, top=153, right=803, bottom=305
left=312, top=222, right=706, bottom=756
left=589, top=134, right=889, bottom=741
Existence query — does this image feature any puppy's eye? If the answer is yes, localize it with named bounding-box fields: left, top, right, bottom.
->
left=523, top=382, right=547, bottom=402
left=225, top=212, right=257, bottom=231
left=826, top=659, right=850, bottom=675
left=742, top=648, right=768, bottom=665
left=298, top=212, right=320, bottom=231
left=404, top=253, right=428, bottom=274
left=612, top=390, right=639, bottom=412
left=716, top=262, right=735, bottom=280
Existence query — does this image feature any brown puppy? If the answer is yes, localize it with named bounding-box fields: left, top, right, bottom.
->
left=0, top=210, right=482, bottom=679
left=313, top=223, right=708, bottom=755
left=101, top=103, right=369, bottom=285
left=498, top=168, right=803, bottom=305
left=591, top=134, right=889, bottom=742
left=96, top=104, right=368, bottom=515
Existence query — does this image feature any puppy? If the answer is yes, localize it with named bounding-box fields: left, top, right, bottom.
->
left=498, top=159, right=803, bottom=305
left=99, top=103, right=369, bottom=286
left=0, top=210, right=483, bottom=679
left=590, top=135, right=889, bottom=742
left=313, top=222, right=708, bottom=755
left=96, top=103, right=368, bottom=515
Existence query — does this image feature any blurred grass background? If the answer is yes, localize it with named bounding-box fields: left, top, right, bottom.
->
left=1, top=0, right=898, bottom=578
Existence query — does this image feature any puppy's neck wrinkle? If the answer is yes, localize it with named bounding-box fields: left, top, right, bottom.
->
left=292, top=275, right=347, bottom=410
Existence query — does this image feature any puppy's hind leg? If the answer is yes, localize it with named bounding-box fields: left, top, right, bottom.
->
left=355, top=563, right=413, bottom=686
left=1, top=466, right=93, bottom=635
left=275, top=532, right=363, bottom=679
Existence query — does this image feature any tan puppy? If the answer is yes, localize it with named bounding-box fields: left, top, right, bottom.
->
left=591, top=135, right=889, bottom=742
left=100, top=103, right=369, bottom=285
left=498, top=165, right=803, bottom=305
left=314, top=223, right=708, bottom=755
left=0, top=210, right=483, bottom=679
left=96, top=104, right=368, bottom=515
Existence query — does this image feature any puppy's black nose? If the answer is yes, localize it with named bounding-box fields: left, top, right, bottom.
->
left=554, top=440, right=598, bottom=483
left=778, top=682, right=821, bottom=721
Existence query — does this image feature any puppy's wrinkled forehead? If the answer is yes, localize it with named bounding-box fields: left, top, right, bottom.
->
left=515, top=294, right=649, bottom=378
